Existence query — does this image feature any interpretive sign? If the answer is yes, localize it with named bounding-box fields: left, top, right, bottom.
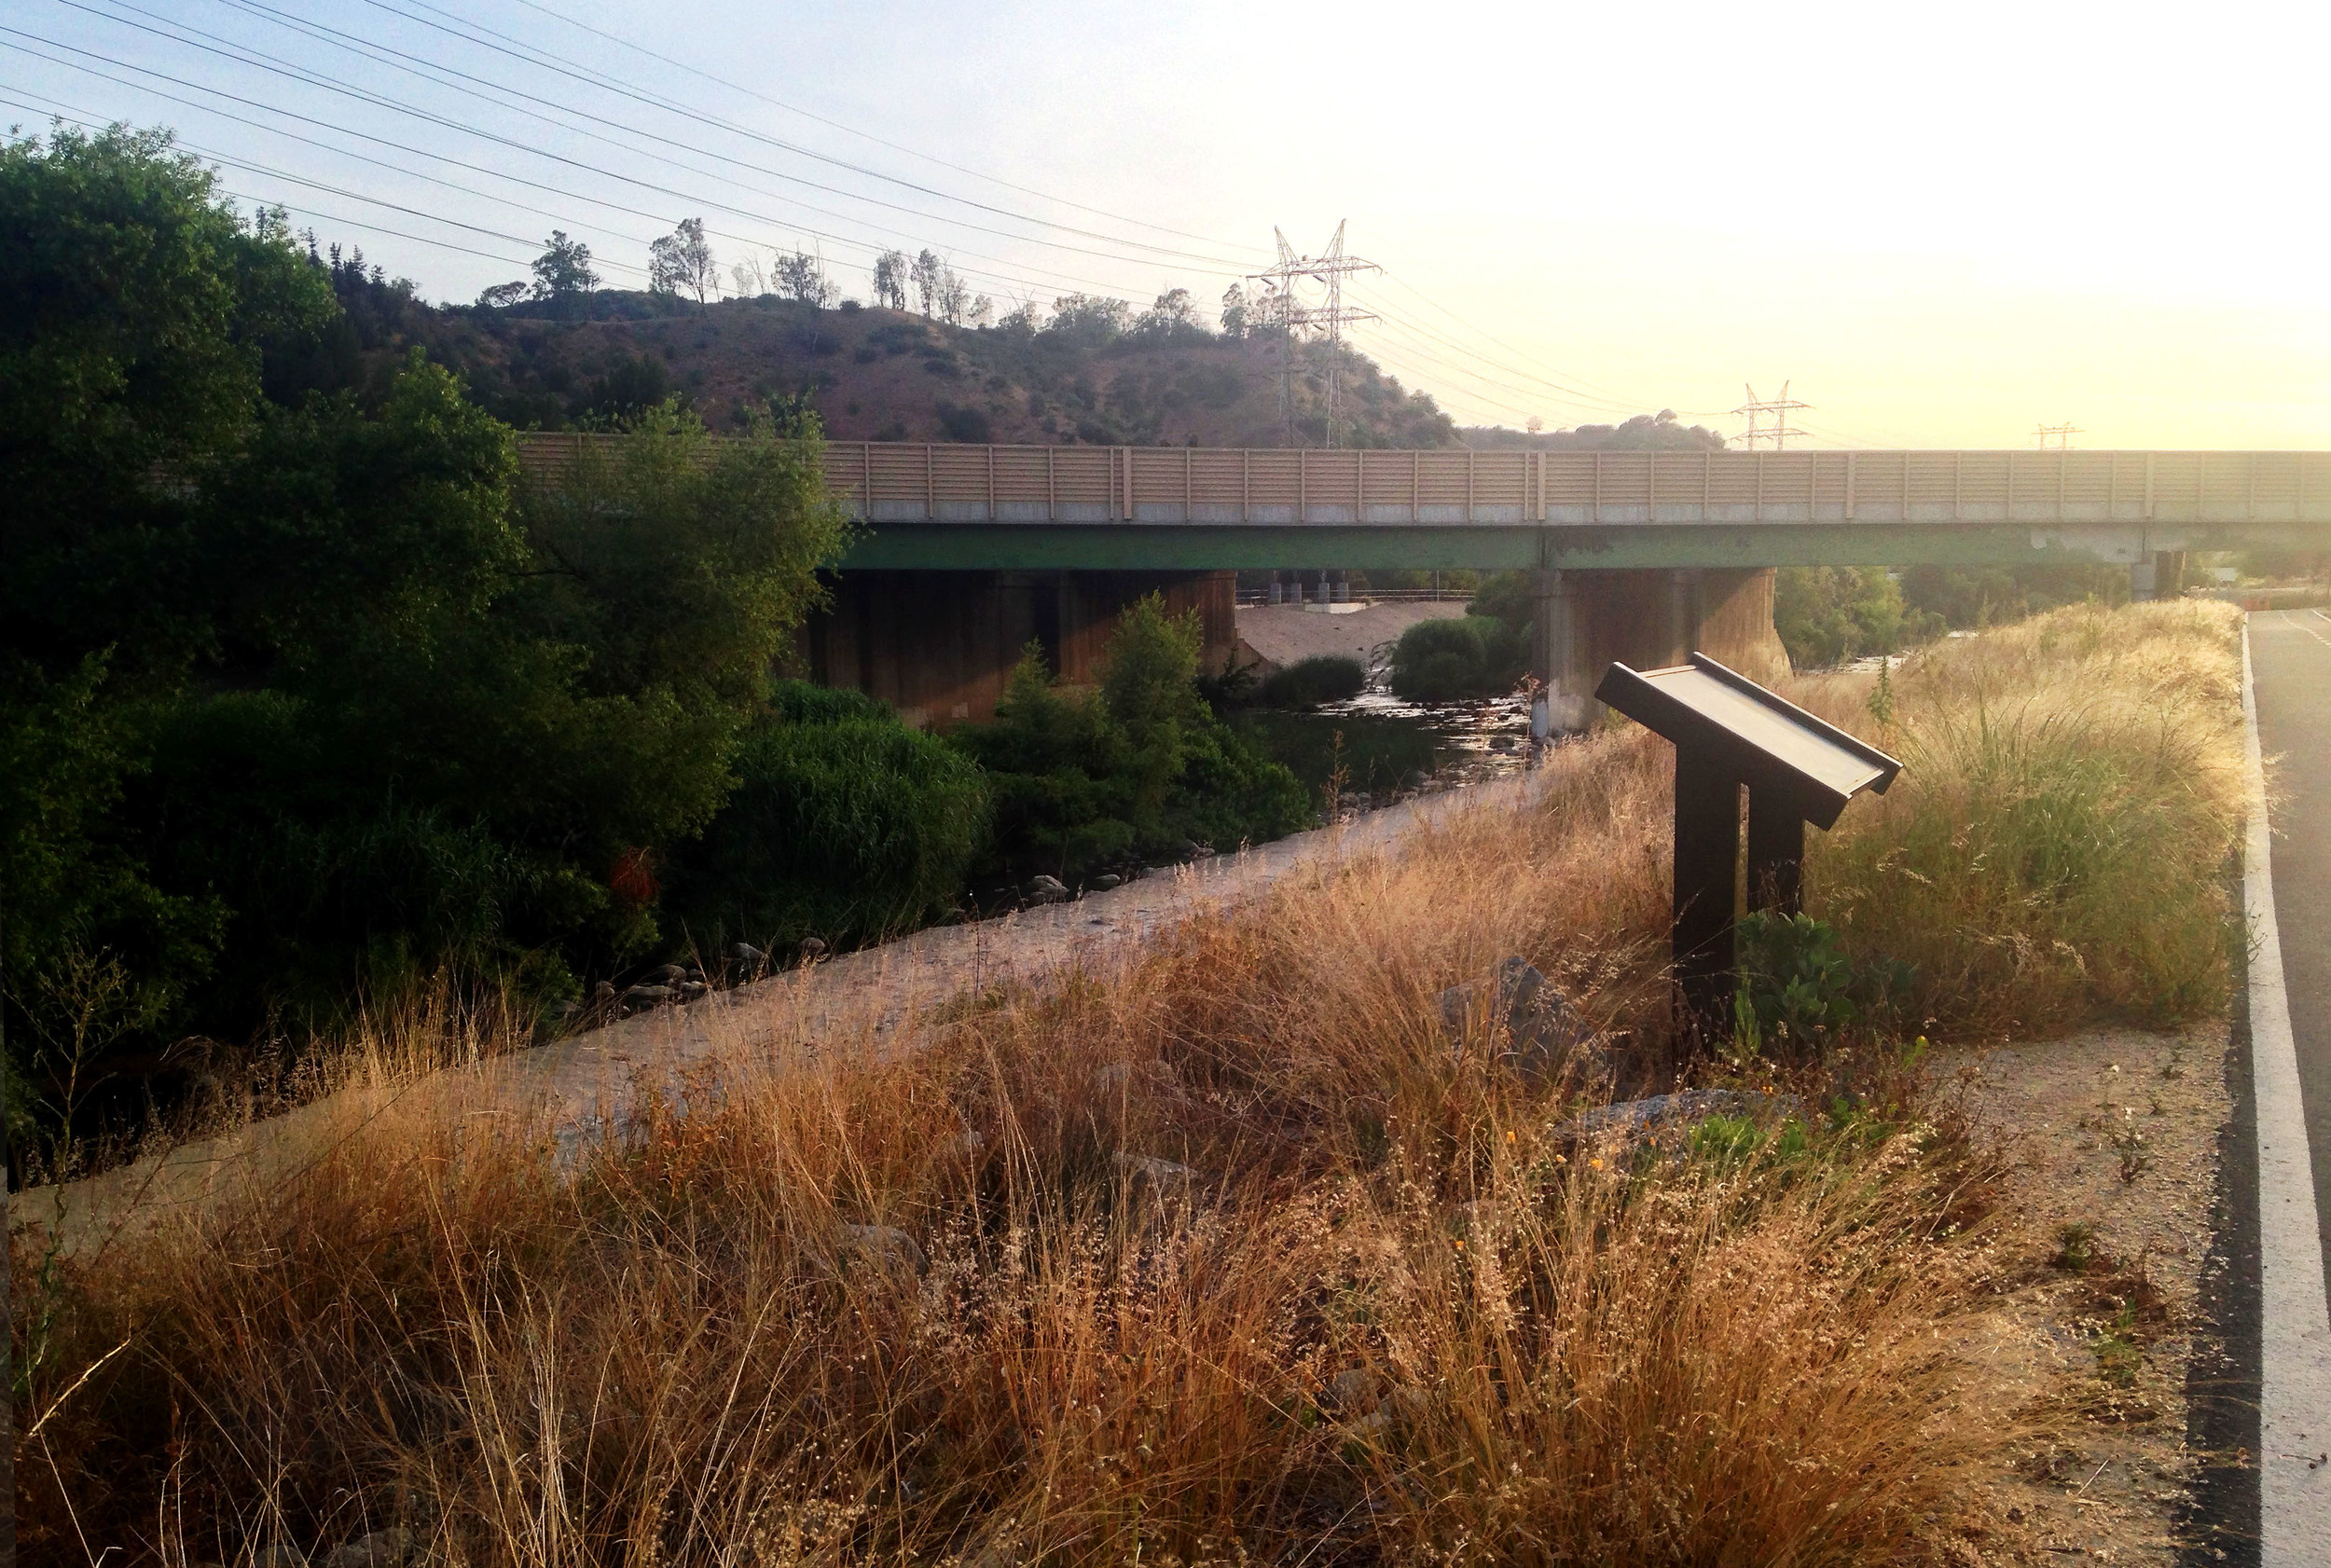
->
left=1593, top=653, right=1903, bottom=1033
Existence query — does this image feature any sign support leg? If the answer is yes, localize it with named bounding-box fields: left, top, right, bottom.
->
left=1745, top=789, right=1805, bottom=915
left=1673, top=750, right=1740, bottom=1035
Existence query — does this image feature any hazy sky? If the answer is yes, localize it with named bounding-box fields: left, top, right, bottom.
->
left=7, top=0, right=2327, bottom=447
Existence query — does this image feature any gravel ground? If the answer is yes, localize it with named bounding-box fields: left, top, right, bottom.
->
left=1924, top=1025, right=2233, bottom=1565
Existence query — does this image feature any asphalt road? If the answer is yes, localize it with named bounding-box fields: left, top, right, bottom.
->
left=2251, top=608, right=2331, bottom=1296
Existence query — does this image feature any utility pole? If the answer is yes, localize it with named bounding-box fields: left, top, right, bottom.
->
left=2033, top=422, right=2083, bottom=451
left=1248, top=223, right=1379, bottom=447
left=1731, top=382, right=1812, bottom=450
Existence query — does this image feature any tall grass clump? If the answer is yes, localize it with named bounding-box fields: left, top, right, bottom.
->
left=1804, top=598, right=2245, bottom=1036
left=17, top=600, right=2243, bottom=1566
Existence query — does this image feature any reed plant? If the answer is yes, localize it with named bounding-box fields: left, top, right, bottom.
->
left=1802, top=598, right=2245, bottom=1037
left=13, top=600, right=2246, bottom=1566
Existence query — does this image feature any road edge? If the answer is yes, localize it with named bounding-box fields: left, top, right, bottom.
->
left=2242, top=615, right=2331, bottom=1563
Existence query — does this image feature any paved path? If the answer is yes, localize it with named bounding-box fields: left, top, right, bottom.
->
left=48, top=766, right=1551, bottom=1245
left=2241, top=609, right=2331, bottom=1563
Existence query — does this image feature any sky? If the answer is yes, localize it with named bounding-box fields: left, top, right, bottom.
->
left=6, top=0, right=2328, bottom=449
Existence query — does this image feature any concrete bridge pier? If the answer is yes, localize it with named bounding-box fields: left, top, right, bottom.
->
left=799, top=569, right=1238, bottom=729
left=1535, top=567, right=1792, bottom=732
left=2131, top=549, right=2186, bottom=601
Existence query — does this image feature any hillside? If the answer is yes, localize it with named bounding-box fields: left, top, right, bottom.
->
left=325, top=269, right=1461, bottom=447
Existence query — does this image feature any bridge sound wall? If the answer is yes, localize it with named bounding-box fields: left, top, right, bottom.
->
left=796, top=570, right=1236, bottom=729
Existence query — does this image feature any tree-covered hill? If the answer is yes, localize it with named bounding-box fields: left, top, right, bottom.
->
left=326, top=270, right=1463, bottom=448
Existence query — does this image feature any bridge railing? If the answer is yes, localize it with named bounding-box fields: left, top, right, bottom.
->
left=515, top=434, right=2331, bottom=527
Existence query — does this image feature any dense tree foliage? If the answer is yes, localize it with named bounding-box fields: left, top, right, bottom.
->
left=0, top=127, right=849, bottom=1127
left=1775, top=562, right=2133, bottom=668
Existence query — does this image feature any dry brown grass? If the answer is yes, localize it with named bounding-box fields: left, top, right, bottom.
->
left=12, top=601, right=2247, bottom=1568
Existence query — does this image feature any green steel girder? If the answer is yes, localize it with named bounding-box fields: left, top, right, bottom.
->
left=836, top=519, right=2331, bottom=573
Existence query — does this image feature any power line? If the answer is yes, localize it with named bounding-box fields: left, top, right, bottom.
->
left=54, top=0, right=1255, bottom=282
left=0, top=29, right=1204, bottom=306
left=2034, top=421, right=2083, bottom=451
left=452, top=0, right=1261, bottom=254
left=1, top=80, right=663, bottom=258
left=233, top=0, right=1258, bottom=271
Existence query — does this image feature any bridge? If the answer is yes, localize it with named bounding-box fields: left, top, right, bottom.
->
left=515, top=435, right=2331, bottom=727
left=519, top=436, right=2331, bottom=570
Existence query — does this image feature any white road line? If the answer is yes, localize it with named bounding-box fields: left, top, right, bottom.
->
left=2282, top=607, right=2331, bottom=648
left=2244, top=617, right=2331, bottom=1564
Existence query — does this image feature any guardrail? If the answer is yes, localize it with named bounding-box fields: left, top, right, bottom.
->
left=514, top=434, right=2331, bottom=528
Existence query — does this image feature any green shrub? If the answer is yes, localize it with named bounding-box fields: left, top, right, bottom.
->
left=1387, top=615, right=1526, bottom=702
left=666, top=688, right=987, bottom=951
left=1258, top=655, right=1366, bottom=708
left=1731, top=911, right=1915, bottom=1061
left=953, top=598, right=1310, bottom=880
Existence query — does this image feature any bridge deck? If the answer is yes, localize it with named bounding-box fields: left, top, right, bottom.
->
left=515, top=435, right=2331, bottom=570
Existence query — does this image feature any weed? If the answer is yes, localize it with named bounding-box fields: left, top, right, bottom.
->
left=2094, top=1301, right=2145, bottom=1386
left=2055, top=1221, right=2100, bottom=1272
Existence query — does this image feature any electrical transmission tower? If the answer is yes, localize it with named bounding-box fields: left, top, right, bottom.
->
left=1731, top=382, right=1813, bottom=450
left=2033, top=422, right=2084, bottom=451
left=1248, top=222, right=1379, bottom=447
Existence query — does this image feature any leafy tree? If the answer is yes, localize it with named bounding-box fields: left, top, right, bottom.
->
left=1219, top=282, right=1249, bottom=338
left=577, top=352, right=670, bottom=423
left=912, top=249, right=946, bottom=316
left=1897, top=563, right=2126, bottom=628
left=648, top=217, right=717, bottom=305
left=1133, top=288, right=1207, bottom=342
left=1772, top=567, right=1942, bottom=668
left=2, top=125, right=338, bottom=673
left=530, top=229, right=598, bottom=315
left=4, top=124, right=861, bottom=1084
left=1044, top=294, right=1130, bottom=347
left=871, top=249, right=909, bottom=310
left=774, top=248, right=835, bottom=309
left=1466, top=571, right=1536, bottom=640
left=476, top=280, right=529, bottom=309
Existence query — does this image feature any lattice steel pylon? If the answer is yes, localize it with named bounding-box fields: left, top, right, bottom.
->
left=1248, top=222, right=1380, bottom=447
left=2033, top=422, right=2084, bottom=451
left=1731, top=382, right=1813, bottom=450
